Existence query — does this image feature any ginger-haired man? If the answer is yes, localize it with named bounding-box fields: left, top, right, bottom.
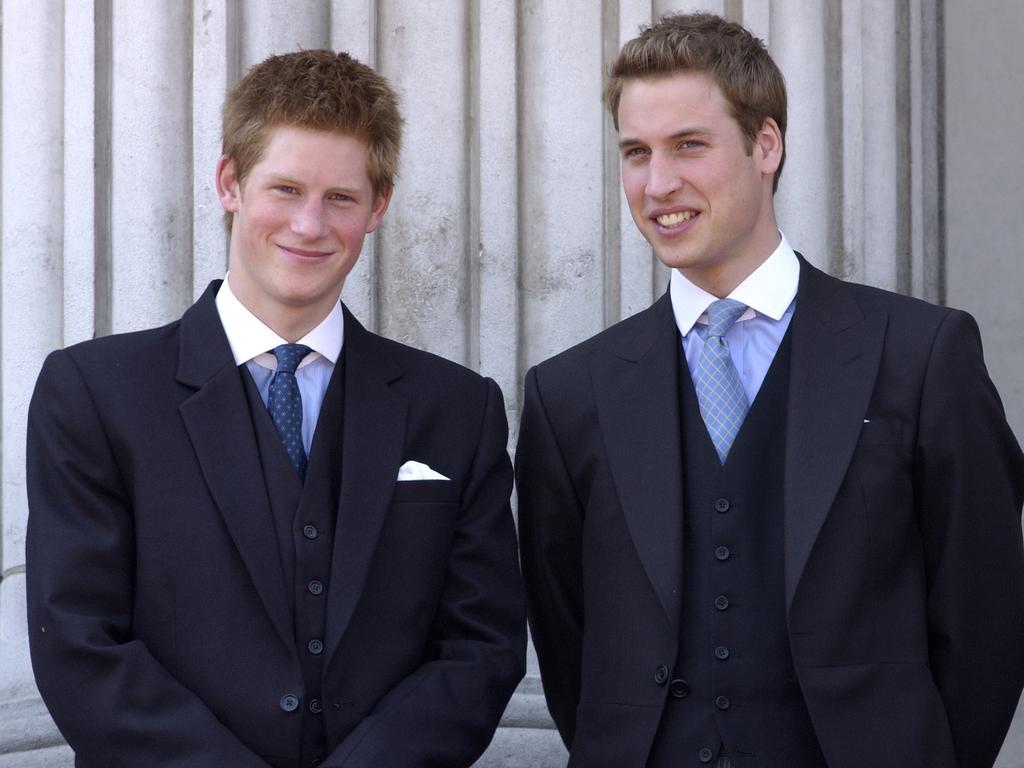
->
left=27, top=49, right=525, bottom=768
left=517, top=13, right=1024, bottom=768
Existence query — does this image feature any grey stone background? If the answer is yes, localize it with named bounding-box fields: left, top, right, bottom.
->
left=1, top=1, right=1021, bottom=765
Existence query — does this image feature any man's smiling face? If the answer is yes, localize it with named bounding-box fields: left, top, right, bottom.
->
left=218, top=125, right=390, bottom=333
left=617, top=70, right=782, bottom=297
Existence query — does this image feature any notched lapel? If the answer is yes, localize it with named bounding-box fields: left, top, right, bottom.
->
left=176, top=284, right=293, bottom=649
left=324, top=309, right=407, bottom=667
left=590, top=296, right=684, bottom=632
left=784, top=262, right=887, bottom=610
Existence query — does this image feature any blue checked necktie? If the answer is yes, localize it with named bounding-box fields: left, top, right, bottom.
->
left=267, top=343, right=311, bottom=480
left=695, top=299, right=750, bottom=464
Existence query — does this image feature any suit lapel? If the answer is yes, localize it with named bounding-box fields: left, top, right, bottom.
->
left=783, top=259, right=887, bottom=609
left=590, top=295, right=684, bottom=633
left=324, top=308, right=406, bottom=667
left=176, top=282, right=293, bottom=648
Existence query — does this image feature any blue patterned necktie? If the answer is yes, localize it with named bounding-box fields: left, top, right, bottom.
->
left=695, top=299, right=750, bottom=464
left=267, top=343, right=311, bottom=480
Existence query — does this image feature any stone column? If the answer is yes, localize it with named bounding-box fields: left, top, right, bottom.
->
left=0, top=1, right=967, bottom=766
left=0, top=0, right=75, bottom=763
left=109, top=0, right=194, bottom=331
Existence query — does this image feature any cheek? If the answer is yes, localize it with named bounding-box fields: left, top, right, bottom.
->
left=240, top=203, right=287, bottom=238
left=620, top=170, right=648, bottom=209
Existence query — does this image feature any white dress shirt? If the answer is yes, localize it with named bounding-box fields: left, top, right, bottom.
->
left=670, top=233, right=799, bottom=405
left=215, top=276, right=343, bottom=454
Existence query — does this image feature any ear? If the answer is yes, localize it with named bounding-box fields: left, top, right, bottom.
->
left=216, top=155, right=242, bottom=213
left=754, top=117, right=783, bottom=177
left=365, top=184, right=394, bottom=234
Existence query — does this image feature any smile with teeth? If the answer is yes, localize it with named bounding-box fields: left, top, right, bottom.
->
left=655, top=211, right=698, bottom=227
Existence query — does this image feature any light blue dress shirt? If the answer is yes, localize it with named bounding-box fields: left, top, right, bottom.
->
left=670, top=233, right=800, bottom=405
left=215, top=277, right=343, bottom=456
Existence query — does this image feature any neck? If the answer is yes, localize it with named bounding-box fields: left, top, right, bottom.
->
left=687, top=220, right=781, bottom=298
left=225, top=274, right=338, bottom=343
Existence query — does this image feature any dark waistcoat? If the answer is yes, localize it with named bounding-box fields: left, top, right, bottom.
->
left=242, top=358, right=345, bottom=768
left=647, top=331, right=827, bottom=768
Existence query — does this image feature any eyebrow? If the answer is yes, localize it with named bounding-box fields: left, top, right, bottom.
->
left=618, top=127, right=712, bottom=149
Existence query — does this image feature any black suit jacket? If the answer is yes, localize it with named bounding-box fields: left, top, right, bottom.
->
left=26, top=281, right=526, bottom=768
left=516, top=259, right=1024, bottom=768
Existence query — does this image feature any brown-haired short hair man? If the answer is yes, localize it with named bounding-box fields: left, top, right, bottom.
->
left=27, top=49, right=525, bottom=767
left=517, top=13, right=1024, bottom=768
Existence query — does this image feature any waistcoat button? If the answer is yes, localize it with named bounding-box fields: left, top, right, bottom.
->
left=303, top=524, right=319, bottom=540
left=715, top=695, right=731, bottom=710
left=714, top=545, right=730, bottom=561
left=308, top=638, right=324, bottom=655
left=715, top=645, right=730, bottom=660
left=308, top=579, right=324, bottom=595
left=714, top=498, right=731, bottom=513
left=699, top=747, right=714, bottom=763
left=279, top=694, right=299, bottom=713
left=714, top=594, right=729, bottom=610
left=669, top=678, right=690, bottom=698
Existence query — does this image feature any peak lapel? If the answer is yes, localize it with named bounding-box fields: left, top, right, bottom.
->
left=324, top=309, right=406, bottom=667
left=176, top=282, right=293, bottom=648
left=783, top=260, right=887, bottom=610
left=590, top=295, right=684, bottom=632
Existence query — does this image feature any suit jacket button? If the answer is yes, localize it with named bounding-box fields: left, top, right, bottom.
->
left=715, top=695, right=731, bottom=711
left=308, top=638, right=324, bottom=655
left=654, top=665, right=669, bottom=685
left=280, top=694, right=300, bottom=713
left=714, top=545, right=730, bottom=561
left=309, top=698, right=323, bottom=714
left=308, top=579, right=324, bottom=595
left=714, top=498, right=731, bottom=513
left=669, top=678, right=690, bottom=698
left=699, top=747, right=714, bottom=763
left=714, top=595, right=729, bottom=610
left=715, top=646, right=730, bottom=660
left=303, top=524, right=319, bottom=540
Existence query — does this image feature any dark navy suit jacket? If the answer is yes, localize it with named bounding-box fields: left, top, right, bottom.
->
left=517, top=258, right=1024, bottom=768
left=27, top=281, right=526, bottom=767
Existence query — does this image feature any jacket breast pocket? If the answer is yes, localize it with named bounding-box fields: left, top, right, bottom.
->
left=857, top=417, right=902, bottom=446
left=390, top=479, right=460, bottom=504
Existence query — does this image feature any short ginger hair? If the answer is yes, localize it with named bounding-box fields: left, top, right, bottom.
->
left=604, top=13, right=787, bottom=191
left=222, top=49, right=403, bottom=196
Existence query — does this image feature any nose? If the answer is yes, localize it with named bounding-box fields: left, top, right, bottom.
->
left=645, top=151, right=682, bottom=200
left=291, top=197, right=328, bottom=240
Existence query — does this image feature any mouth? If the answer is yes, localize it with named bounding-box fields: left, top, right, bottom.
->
left=277, top=244, right=333, bottom=259
left=652, top=210, right=699, bottom=230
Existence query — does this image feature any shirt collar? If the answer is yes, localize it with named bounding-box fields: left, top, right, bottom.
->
left=669, top=232, right=799, bottom=337
left=215, top=275, right=344, bottom=367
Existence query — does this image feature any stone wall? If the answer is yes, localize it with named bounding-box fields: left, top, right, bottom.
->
left=1, top=1, right=1020, bottom=765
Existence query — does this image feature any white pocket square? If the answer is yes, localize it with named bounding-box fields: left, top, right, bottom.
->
left=396, top=460, right=450, bottom=481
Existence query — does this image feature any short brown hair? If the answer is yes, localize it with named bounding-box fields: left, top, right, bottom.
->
left=223, top=49, right=403, bottom=195
left=604, top=13, right=787, bottom=191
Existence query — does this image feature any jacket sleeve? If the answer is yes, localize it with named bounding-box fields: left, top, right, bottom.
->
left=514, top=365, right=585, bottom=747
left=323, top=377, right=526, bottom=768
left=26, top=349, right=271, bottom=768
left=915, top=309, right=1024, bottom=768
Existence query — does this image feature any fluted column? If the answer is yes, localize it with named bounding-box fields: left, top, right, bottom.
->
left=109, top=0, right=193, bottom=330
left=192, top=0, right=235, bottom=297
left=1, top=0, right=65, bottom=706
left=771, top=0, right=833, bottom=270
left=519, top=0, right=606, bottom=369
left=375, top=0, right=471, bottom=363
